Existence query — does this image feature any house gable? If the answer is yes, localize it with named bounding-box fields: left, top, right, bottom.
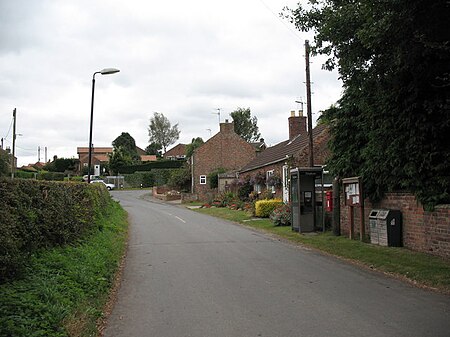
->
left=192, top=120, right=257, bottom=197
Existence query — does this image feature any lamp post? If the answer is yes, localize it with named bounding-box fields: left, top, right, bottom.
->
left=87, top=68, right=120, bottom=183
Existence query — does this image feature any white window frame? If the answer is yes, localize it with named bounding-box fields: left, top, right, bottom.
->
left=255, top=184, right=262, bottom=194
left=266, top=170, right=275, bottom=193
left=199, top=175, right=206, bottom=185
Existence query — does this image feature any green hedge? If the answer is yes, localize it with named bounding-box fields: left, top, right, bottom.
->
left=255, top=199, right=283, bottom=218
left=124, top=171, right=155, bottom=188
left=0, top=178, right=111, bottom=281
left=118, top=160, right=184, bottom=174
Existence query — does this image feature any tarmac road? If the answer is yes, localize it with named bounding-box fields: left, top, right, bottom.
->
left=103, top=190, right=449, bottom=337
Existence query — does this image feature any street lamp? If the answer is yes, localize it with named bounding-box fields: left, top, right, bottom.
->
left=87, top=68, right=120, bottom=183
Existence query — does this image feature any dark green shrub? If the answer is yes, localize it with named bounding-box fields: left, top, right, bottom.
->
left=152, top=168, right=174, bottom=186
left=238, top=182, right=253, bottom=201
left=0, top=178, right=111, bottom=281
left=124, top=171, right=156, bottom=188
left=168, top=166, right=191, bottom=192
left=119, top=160, right=184, bottom=174
left=14, top=171, right=36, bottom=179
left=208, top=168, right=226, bottom=189
left=38, top=172, right=65, bottom=181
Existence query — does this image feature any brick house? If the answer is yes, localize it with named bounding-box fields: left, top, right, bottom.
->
left=191, top=120, right=257, bottom=199
left=164, top=143, right=187, bottom=160
left=239, top=111, right=330, bottom=202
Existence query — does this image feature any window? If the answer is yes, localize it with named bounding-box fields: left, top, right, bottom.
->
left=266, top=170, right=275, bottom=193
left=255, top=184, right=262, bottom=194
left=200, top=175, right=206, bottom=185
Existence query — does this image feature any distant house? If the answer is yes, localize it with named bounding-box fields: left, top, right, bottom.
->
left=77, top=146, right=157, bottom=173
left=239, top=111, right=330, bottom=202
left=141, top=155, right=158, bottom=162
left=192, top=120, right=258, bottom=199
left=164, top=143, right=187, bottom=160
left=77, top=147, right=114, bottom=172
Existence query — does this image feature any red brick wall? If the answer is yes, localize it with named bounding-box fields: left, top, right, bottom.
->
left=193, top=122, right=256, bottom=199
left=340, top=192, right=450, bottom=258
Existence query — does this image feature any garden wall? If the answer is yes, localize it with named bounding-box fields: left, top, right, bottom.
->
left=340, top=192, right=450, bottom=258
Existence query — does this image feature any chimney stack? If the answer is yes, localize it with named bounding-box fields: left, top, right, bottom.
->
left=220, top=119, right=234, bottom=134
left=288, top=111, right=307, bottom=140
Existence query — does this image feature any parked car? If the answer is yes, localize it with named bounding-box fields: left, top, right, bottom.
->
left=83, top=174, right=100, bottom=181
left=90, top=179, right=115, bottom=190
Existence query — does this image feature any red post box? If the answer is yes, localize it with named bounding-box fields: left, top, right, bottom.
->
left=325, top=190, right=333, bottom=212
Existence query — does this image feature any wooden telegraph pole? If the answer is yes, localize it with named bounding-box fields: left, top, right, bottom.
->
left=11, top=108, right=16, bottom=179
left=305, top=40, right=314, bottom=167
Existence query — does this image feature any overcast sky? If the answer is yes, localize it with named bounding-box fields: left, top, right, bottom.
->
left=0, top=0, right=342, bottom=166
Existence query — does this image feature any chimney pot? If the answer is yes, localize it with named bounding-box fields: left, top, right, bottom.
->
left=290, top=110, right=296, bottom=117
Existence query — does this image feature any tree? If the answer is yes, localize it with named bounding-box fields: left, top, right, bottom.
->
left=185, top=137, right=204, bottom=158
left=0, top=150, right=10, bottom=177
left=148, top=112, right=180, bottom=154
left=112, top=132, right=141, bottom=162
left=44, top=157, right=77, bottom=173
left=108, top=146, right=133, bottom=175
left=230, top=107, right=261, bottom=142
left=286, top=0, right=450, bottom=209
left=145, top=142, right=162, bottom=157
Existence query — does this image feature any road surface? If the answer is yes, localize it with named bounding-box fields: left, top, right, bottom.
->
left=104, top=190, right=449, bottom=337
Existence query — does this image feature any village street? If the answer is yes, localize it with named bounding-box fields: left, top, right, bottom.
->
left=104, top=190, right=449, bottom=337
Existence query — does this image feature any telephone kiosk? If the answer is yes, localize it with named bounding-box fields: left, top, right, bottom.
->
left=290, top=167, right=324, bottom=233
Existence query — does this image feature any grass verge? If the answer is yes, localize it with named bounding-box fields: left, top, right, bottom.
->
left=193, top=207, right=450, bottom=294
left=0, top=200, right=128, bottom=337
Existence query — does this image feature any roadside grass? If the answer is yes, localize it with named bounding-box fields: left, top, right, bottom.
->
left=0, top=201, right=128, bottom=337
left=193, top=207, right=450, bottom=293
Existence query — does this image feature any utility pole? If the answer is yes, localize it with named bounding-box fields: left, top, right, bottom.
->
left=305, top=40, right=314, bottom=167
left=45, top=147, right=47, bottom=163
left=11, top=108, right=16, bottom=179
left=38, top=146, right=41, bottom=162
left=1, top=137, right=3, bottom=149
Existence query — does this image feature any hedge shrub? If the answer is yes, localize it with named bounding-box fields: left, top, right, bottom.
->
left=0, top=178, right=111, bottom=281
left=270, top=203, right=291, bottom=226
left=118, top=160, right=184, bottom=174
left=124, top=171, right=155, bottom=188
left=255, top=199, right=283, bottom=218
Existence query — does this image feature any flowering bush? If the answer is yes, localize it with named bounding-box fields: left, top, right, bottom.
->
left=250, top=172, right=266, bottom=185
left=270, top=203, right=291, bottom=226
left=255, top=199, right=283, bottom=217
left=267, top=174, right=282, bottom=188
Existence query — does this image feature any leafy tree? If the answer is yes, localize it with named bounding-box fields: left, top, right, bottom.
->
left=145, top=142, right=162, bottom=157
left=230, top=107, right=261, bottom=142
left=0, top=150, right=10, bottom=177
left=108, top=146, right=133, bottom=175
left=44, top=158, right=77, bottom=173
left=168, top=165, right=191, bottom=192
left=148, top=112, right=180, bottom=154
left=185, top=137, right=204, bottom=158
left=286, top=0, right=450, bottom=209
left=112, top=132, right=141, bottom=162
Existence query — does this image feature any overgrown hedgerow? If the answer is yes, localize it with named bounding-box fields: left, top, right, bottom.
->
left=0, top=178, right=111, bottom=281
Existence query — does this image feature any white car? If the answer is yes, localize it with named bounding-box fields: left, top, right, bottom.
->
left=90, top=179, right=115, bottom=190
left=83, top=174, right=100, bottom=182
